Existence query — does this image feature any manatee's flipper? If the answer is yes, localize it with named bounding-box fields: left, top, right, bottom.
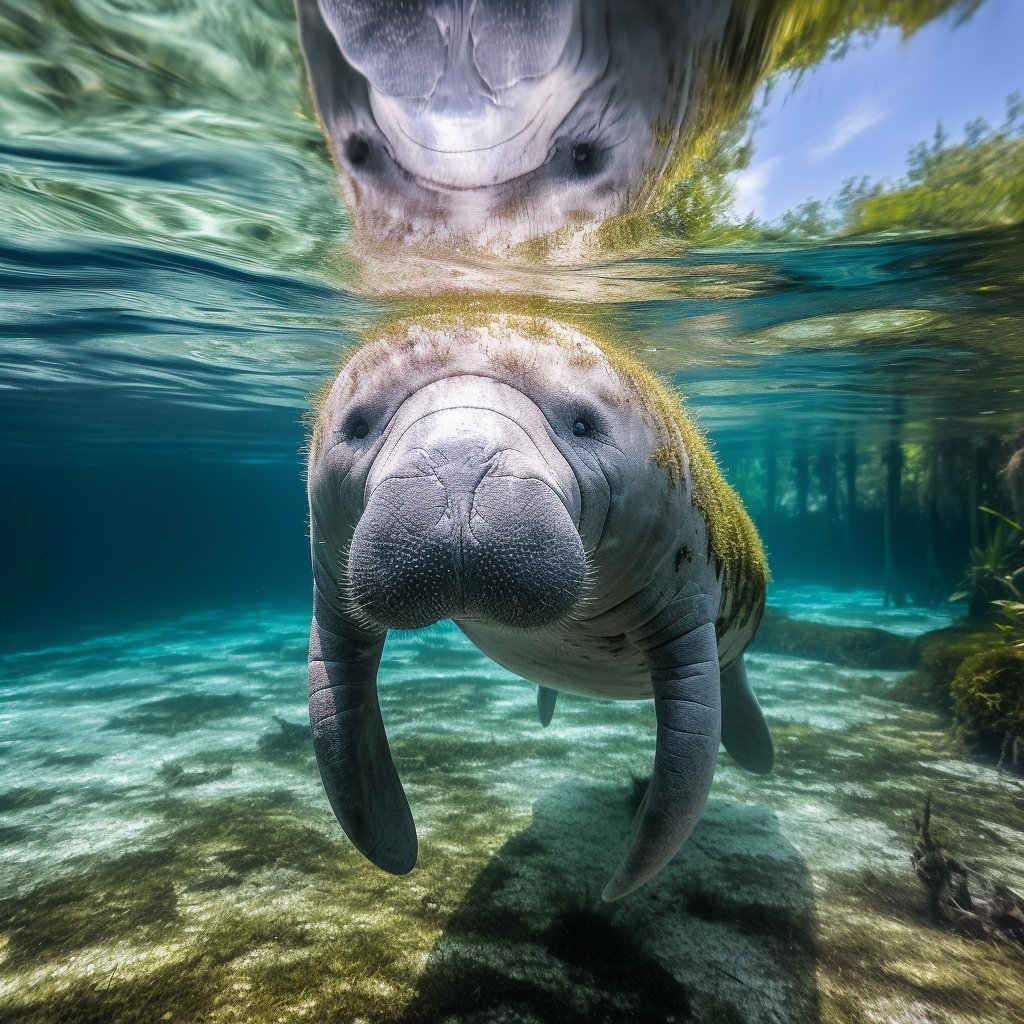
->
left=308, top=590, right=416, bottom=874
left=537, top=685, right=558, bottom=727
left=603, top=620, right=721, bottom=901
left=720, top=654, right=774, bottom=774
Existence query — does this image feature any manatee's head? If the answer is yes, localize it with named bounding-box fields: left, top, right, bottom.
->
left=295, top=0, right=733, bottom=246
left=308, top=317, right=684, bottom=631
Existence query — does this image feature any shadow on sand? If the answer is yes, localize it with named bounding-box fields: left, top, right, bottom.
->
left=397, top=783, right=820, bottom=1024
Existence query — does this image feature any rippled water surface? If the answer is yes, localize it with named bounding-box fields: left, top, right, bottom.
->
left=2, top=2, right=1024, bottom=1023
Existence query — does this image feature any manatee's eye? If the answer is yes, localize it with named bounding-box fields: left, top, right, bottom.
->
left=571, top=141, right=598, bottom=178
left=345, top=135, right=371, bottom=167
left=350, top=418, right=370, bottom=440
left=572, top=418, right=592, bottom=438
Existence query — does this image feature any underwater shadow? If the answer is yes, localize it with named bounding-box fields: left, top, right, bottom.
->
left=396, top=784, right=820, bottom=1024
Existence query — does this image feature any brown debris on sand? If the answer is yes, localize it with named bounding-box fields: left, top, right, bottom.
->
left=912, top=795, right=1024, bottom=947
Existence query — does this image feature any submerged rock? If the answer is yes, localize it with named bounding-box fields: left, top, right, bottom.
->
left=752, top=606, right=917, bottom=669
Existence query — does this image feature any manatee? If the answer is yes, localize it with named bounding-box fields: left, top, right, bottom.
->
left=306, top=315, right=771, bottom=899
left=294, top=0, right=772, bottom=247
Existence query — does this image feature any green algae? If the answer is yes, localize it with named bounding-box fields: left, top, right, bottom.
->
left=950, top=648, right=1024, bottom=753
left=0, top=846, right=180, bottom=966
left=102, top=693, right=250, bottom=736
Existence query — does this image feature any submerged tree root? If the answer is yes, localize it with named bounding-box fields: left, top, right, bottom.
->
left=912, top=795, right=1024, bottom=947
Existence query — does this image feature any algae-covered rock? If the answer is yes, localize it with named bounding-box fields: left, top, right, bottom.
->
left=753, top=606, right=917, bottom=669
left=913, top=625, right=1006, bottom=687
left=950, top=648, right=1024, bottom=765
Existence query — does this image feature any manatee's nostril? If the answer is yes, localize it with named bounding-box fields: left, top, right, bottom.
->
left=346, top=135, right=371, bottom=167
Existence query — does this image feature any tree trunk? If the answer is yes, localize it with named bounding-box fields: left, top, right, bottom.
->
left=844, top=438, right=856, bottom=552
left=969, top=445, right=981, bottom=552
left=924, top=494, right=946, bottom=606
left=821, top=452, right=837, bottom=551
left=884, top=440, right=907, bottom=608
left=795, top=451, right=809, bottom=537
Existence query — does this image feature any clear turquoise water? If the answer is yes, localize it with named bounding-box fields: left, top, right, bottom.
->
left=2, top=2, right=1024, bottom=1022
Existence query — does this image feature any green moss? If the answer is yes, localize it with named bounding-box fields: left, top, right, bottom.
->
left=950, top=649, right=1024, bottom=744
left=913, top=625, right=1008, bottom=691
left=102, top=693, right=250, bottom=736
left=752, top=607, right=917, bottom=669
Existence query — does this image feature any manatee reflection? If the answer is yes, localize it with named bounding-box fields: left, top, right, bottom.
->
left=295, top=0, right=775, bottom=247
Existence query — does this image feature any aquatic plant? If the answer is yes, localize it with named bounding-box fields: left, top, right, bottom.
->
left=949, top=648, right=1024, bottom=767
left=103, top=692, right=250, bottom=736
left=992, top=599, right=1024, bottom=648
left=949, top=507, right=1023, bottom=619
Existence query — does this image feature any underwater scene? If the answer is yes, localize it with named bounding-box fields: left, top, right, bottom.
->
left=2, top=1, right=1024, bottom=1022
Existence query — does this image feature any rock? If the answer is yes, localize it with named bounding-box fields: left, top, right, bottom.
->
left=752, top=607, right=917, bottom=669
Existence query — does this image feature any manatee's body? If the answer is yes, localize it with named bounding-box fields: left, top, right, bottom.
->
left=294, top=0, right=772, bottom=247
left=306, top=316, right=771, bottom=899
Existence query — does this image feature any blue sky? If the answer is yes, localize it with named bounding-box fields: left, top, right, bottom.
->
left=730, top=0, right=1024, bottom=222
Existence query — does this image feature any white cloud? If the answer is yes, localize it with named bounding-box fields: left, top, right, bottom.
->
left=809, top=106, right=886, bottom=161
left=731, top=156, right=782, bottom=219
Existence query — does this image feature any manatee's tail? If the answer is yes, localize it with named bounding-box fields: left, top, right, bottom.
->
left=537, top=685, right=558, bottom=727
left=720, top=654, right=774, bottom=775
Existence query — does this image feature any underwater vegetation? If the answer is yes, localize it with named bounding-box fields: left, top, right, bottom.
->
left=950, top=649, right=1024, bottom=767
left=950, top=506, right=1024, bottom=618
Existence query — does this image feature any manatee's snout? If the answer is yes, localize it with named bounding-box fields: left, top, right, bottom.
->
left=348, top=386, right=585, bottom=630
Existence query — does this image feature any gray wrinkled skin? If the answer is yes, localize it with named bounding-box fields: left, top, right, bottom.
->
left=306, top=321, right=772, bottom=899
left=294, top=0, right=731, bottom=246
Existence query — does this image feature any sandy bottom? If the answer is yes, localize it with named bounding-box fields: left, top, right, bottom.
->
left=1, top=593, right=1022, bottom=1023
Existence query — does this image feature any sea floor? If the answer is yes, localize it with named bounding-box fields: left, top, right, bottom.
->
left=1, top=590, right=1023, bottom=1024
